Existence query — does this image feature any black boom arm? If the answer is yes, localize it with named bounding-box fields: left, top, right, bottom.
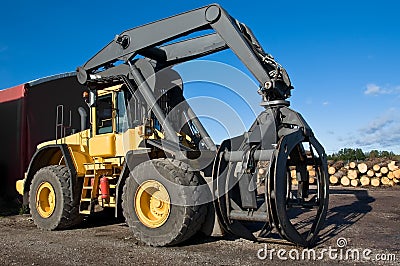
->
left=77, top=4, right=292, bottom=101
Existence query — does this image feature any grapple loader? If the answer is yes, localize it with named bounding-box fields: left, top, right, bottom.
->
left=16, top=4, right=329, bottom=247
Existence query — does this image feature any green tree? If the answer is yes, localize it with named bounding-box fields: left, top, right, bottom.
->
left=328, top=148, right=398, bottom=161
left=368, top=150, right=379, bottom=159
left=355, top=148, right=366, bottom=161
left=380, top=150, right=395, bottom=159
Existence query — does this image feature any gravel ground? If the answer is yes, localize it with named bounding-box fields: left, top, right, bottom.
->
left=0, top=187, right=399, bottom=265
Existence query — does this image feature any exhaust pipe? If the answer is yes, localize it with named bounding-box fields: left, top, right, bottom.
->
left=78, top=107, right=87, bottom=131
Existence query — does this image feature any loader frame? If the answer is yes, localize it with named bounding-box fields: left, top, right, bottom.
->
left=19, top=4, right=329, bottom=247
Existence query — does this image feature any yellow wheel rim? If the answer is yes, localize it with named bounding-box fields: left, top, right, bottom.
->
left=35, top=182, right=56, bottom=218
left=134, top=180, right=170, bottom=228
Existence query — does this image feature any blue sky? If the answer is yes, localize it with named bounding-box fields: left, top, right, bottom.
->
left=1, top=0, right=399, bottom=154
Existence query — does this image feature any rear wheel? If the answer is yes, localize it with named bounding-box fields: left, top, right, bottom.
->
left=122, top=159, right=207, bottom=246
left=29, top=165, right=83, bottom=230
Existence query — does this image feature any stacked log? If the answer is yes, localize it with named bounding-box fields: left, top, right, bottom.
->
left=350, top=179, right=360, bottom=187
left=349, top=161, right=357, bottom=169
left=360, top=175, right=370, bottom=186
left=329, top=168, right=347, bottom=185
left=340, top=176, right=350, bottom=186
left=329, top=168, right=348, bottom=185
left=289, top=166, right=318, bottom=186
left=287, top=159, right=400, bottom=188
left=328, top=161, right=344, bottom=175
left=357, top=161, right=374, bottom=174
left=370, top=177, right=381, bottom=187
left=327, top=159, right=400, bottom=187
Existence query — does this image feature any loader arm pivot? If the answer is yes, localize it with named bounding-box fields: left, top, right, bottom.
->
left=77, top=4, right=292, bottom=101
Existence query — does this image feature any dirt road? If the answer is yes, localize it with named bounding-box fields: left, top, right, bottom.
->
left=0, top=187, right=399, bottom=265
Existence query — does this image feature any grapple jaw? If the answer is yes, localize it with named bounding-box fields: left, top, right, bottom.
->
left=213, top=101, right=329, bottom=247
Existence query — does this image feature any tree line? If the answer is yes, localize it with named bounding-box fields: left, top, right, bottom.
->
left=327, top=148, right=399, bottom=162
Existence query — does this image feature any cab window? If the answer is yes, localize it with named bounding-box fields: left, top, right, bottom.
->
left=116, top=91, right=128, bottom=133
left=97, top=94, right=113, bottom=134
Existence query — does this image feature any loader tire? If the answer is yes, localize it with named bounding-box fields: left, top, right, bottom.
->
left=122, top=159, right=207, bottom=246
left=29, top=165, right=83, bottom=230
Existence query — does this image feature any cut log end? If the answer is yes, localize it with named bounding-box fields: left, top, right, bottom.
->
left=350, top=179, right=360, bottom=187
left=357, top=163, right=368, bottom=174
left=330, top=175, right=339, bottom=185
left=381, top=176, right=390, bottom=186
left=360, top=176, right=370, bottom=186
left=370, top=178, right=380, bottom=187
left=340, top=176, right=350, bottom=186
left=367, top=170, right=375, bottom=177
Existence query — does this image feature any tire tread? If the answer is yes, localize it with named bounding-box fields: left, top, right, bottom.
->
left=29, top=165, right=83, bottom=230
left=122, top=159, right=207, bottom=246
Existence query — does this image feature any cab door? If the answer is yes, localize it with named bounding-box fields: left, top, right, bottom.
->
left=89, top=91, right=117, bottom=158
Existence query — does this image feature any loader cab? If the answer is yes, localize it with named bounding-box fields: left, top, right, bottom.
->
left=86, top=71, right=206, bottom=156
left=89, top=84, right=129, bottom=136
left=85, top=85, right=132, bottom=159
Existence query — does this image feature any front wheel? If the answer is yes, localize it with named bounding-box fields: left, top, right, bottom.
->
left=29, top=165, right=83, bottom=230
left=122, top=159, right=207, bottom=246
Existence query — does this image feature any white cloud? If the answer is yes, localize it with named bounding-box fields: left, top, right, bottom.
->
left=364, top=84, right=379, bottom=95
left=345, top=109, right=400, bottom=152
left=364, top=83, right=400, bottom=95
left=364, top=83, right=388, bottom=95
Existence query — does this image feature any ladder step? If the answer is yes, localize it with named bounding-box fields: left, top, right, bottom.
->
left=80, top=198, right=92, bottom=202
left=80, top=210, right=90, bottom=215
left=85, top=174, right=95, bottom=177
left=83, top=186, right=93, bottom=189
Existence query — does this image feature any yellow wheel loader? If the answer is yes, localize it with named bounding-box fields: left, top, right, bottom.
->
left=16, top=4, right=329, bottom=247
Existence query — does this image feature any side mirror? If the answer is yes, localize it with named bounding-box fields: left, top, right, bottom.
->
left=89, top=91, right=96, bottom=107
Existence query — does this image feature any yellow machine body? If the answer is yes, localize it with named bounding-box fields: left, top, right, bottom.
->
left=16, top=84, right=162, bottom=214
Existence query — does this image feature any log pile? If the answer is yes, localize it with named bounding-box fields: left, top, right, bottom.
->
left=327, top=159, right=400, bottom=187
left=288, top=159, right=400, bottom=188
